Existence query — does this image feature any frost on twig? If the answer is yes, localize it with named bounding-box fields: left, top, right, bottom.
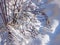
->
left=0, top=0, right=59, bottom=45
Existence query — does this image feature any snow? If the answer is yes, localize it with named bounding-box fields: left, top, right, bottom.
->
left=0, top=0, right=60, bottom=45
left=50, top=19, right=59, bottom=33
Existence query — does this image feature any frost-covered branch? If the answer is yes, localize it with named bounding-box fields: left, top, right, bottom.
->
left=0, top=0, right=59, bottom=45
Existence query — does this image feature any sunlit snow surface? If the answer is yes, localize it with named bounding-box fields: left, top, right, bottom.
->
left=0, top=0, right=60, bottom=45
